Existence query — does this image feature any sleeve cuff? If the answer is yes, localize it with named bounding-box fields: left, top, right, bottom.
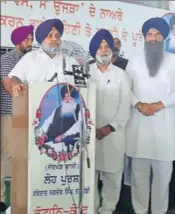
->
left=109, top=121, right=119, bottom=130
left=108, top=124, right=115, bottom=132
left=132, top=97, right=139, bottom=107
left=161, top=100, right=168, bottom=107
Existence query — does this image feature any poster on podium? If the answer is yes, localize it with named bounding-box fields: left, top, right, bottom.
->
left=27, top=82, right=96, bottom=214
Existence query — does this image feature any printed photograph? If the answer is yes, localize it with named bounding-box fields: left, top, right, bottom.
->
left=33, top=83, right=86, bottom=162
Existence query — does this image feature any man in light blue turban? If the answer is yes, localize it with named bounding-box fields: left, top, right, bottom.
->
left=125, top=17, right=175, bottom=214
left=89, top=29, right=131, bottom=214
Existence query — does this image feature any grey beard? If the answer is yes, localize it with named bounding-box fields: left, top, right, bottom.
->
left=96, top=52, right=112, bottom=65
left=41, top=42, right=62, bottom=56
left=144, top=41, right=164, bottom=77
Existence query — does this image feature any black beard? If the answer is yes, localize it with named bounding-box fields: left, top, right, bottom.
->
left=144, top=41, right=164, bottom=77
left=20, top=47, right=32, bottom=54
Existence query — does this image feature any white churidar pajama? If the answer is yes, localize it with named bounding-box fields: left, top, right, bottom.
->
left=95, top=170, right=123, bottom=214
left=131, top=158, right=172, bottom=214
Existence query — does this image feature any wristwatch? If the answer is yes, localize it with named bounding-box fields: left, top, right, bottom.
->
left=108, top=124, right=115, bottom=132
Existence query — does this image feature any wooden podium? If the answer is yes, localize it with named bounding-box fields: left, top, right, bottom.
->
left=11, top=82, right=96, bottom=214
left=12, top=85, right=28, bottom=214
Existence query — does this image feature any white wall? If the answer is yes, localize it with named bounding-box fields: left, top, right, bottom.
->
left=169, top=1, right=175, bottom=11
left=1, top=1, right=170, bottom=60
left=117, top=0, right=169, bottom=10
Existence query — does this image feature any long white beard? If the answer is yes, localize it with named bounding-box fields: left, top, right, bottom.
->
left=169, top=35, right=175, bottom=49
left=96, top=52, right=113, bottom=65
left=61, top=101, right=76, bottom=116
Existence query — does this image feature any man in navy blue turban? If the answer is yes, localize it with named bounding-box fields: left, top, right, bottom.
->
left=125, top=17, right=175, bottom=214
left=89, top=29, right=131, bottom=214
left=142, top=17, right=170, bottom=39
left=35, top=18, right=64, bottom=56
left=8, top=18, right=78, bottom=95
left=89, top=29, right=114, bottom=60
left=6, top=18, right=79, bottom=207
left=141, top=17, right=170, bottom=77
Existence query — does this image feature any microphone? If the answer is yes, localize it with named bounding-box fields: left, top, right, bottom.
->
left=88, top=59, right=95, bottom=65
left=62, top=57, right=66, bottom=74
left=48, top=73, right=58, bottom=82
left=87, top=157, right=90, bottom=168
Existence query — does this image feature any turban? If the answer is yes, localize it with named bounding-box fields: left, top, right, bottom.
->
left=61, top=85, right=76, bottom=98
left=142, top=17, right=170, bottom=39
left=11, top=25, right=34, bottom=45
left=35, top=19, right=64, bottom=44
left=89, top=29, right=114, bottom=58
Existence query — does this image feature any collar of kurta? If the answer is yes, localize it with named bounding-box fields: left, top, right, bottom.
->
left=95, top=62, right=114, bottom=73
left=38, top=48, right=62, bottom=60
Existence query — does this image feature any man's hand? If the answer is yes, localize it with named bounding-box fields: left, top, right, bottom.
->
left=10, top=76, right=25, bottom=96
left=41, top=134, right=48, bottom=139
left=151, top=101, right=164, bottom=112
left=96, top=128, right=104, bottom=140
left=135, top=102, right=155, bottom=116
left=96, top=126, right=111, bottom=140
left=55, top=134, right=65, bottom=143
left=2, top=77, right=13, bottom=96
left=12, top=83, right=26, bottom=96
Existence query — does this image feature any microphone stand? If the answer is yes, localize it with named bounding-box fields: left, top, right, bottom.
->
left=62, top=57, right=91, bottom=214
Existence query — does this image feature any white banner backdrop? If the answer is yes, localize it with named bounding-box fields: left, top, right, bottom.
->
left=28, top=82, right=96, bottom=213
left=1, top=0, right=173, bottom=59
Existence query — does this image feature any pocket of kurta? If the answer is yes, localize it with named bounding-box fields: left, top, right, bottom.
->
left=104, top=83, right=120, bottom=98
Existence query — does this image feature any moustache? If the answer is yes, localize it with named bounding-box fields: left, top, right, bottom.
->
left=101, top=53, right=110, bottom=57
left=50, top=43, right=59, bottom=46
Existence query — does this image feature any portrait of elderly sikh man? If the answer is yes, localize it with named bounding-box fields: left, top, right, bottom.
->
left=126, top=17, right=175, bottom=214
left=40, top=84, right=84, bottom=155
left=89, top=29, right=131, bottom=214
left=7, top=18, right=78, bottom=94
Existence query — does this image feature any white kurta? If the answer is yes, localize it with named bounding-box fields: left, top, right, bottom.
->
left=90, top=63, right=131, bottom=173
left=126, top=52, right=175, bottom=161
left=8, top=48, right=76, bottom=84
